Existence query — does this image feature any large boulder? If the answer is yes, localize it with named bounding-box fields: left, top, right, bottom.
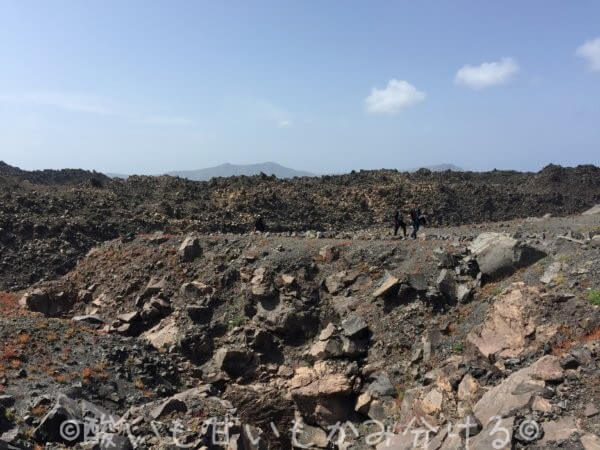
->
left=150, top=386, right=211, bottom=420
left=178, top=235, right=202, bottom=261
left=308, top=339, right=342, bottom=360
left=254, top=298, right=317, bottom=343
left=372, top=272, right=400, bottom=298
left=581, top=433, right=600, bottom=449
left=468, top=232, right=546, bottom=280
left=473, top=355, right=562, bottom=425
left=468, top=416, right=514, bottom=450
left=341, top=315, right=369, bottom=338
left=540, top=261, right=565, bottom=284
left=289, top=364, right=353, bottom=427
left=19, top=289, right=73, bottom=317
left=33, top=395, right=117, bottom=444
left=137, top=277, right=167, bottom=304
left=214, top=347, right=257, bottom=379
left=142, top=316, right=179, bottom=351
left=436, top=269, right=457, bottom=299
left=308, top=318, right=369, bottom=361
left=323, top=270, right=358, bottom=295
left=539, top=416, right=578, bottom=446
left=457, top=374, right=480, bottom=403
left=180, top=281, right=213, bottom=298
left=250, top=267, right=275, bottom=298
left=467, top=283, right=558, bottom=358
left=318, top=245, right=339, bottom=262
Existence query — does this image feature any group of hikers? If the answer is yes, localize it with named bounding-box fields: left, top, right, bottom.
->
left=254, top=207, right=426, bottom=239
left=394, top=208, right=427, bottom=239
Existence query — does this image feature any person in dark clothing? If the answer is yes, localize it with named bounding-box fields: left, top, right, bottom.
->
left=393, top=210, right=407, bottom=237
left=418, top=210, right=427, bottom=226
left=410, top=208, right=421, bottom=239
left=254, top=215, right=266, bottom=232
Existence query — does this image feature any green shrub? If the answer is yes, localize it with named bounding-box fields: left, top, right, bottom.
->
left=228, top=314, right=246, bottom=329
left=3, top=408, right=15, bottom=422
left=452, top=342, right=464, bottom=353
left=588, top=289, right=600, bottom=306
left=491, top=287, right=502, bottom=297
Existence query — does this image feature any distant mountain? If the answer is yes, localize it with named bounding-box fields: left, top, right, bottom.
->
left=105, top=163, right=461, bottom=180
left=410, top=164, right=463, bottom=172
left=166, top=162, right=315, bottom=181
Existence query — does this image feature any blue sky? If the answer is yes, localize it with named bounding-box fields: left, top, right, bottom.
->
left=1, top=1, right=599, bottom=174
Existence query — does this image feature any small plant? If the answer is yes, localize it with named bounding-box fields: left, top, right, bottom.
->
left=554, top=273, right=566, bottom=284
left=588, top=289, right=600, bottom=306
left=452, top=342, right=464, bottom=354
left=3, top=408, right=16, bottom=422
left=46, top=331, right=58, bottom=342
left=24, top=427, right=36, bottom=441
left=395, top=385, right=405, bottom=404
left=491, top=287, right=502, bottom=297
left=228, top=314, right=246, bottom=329
left=65, top=327, right=76, bottom=338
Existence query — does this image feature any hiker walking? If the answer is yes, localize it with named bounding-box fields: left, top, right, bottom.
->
left=393, top=210, right=407, bottom=237
left=410, top=208, right=422, bottom=239
left=254, top=215, right=266, bottom=232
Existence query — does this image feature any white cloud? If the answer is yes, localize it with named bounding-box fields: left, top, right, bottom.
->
left=278, top=120, right=292, bottom=128
left=455, top=57, right=519, bottom=89
left=365, top=79, right=425, bottom=114
left=576, top=38, right=600, bottom=72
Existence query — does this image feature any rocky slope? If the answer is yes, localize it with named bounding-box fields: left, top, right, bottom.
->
left=1, top=209, right=600, bottom=449
left=1, top=162, right=600, bottom=291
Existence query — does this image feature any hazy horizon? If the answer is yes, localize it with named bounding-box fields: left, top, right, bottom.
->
left=3, top=159, right=597, bottom=178
left=1, top=1, right=599, bottom=174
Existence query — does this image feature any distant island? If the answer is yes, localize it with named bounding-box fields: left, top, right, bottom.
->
left=414, top=163, right=463, bottom=172
left=106, top=162, right=463, bottom=180
left=166, top=162, right=315, bottom=181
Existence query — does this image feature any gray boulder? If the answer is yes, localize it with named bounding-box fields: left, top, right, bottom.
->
left=368, top=373, right=395, bottom=398
left=436, top=269, right=457, bottom=300
left=372, top=272, right=400, bottom=298
left=19, top=289, right=73, bottom=317
left=92, top=434, right=133, bottom=450
left=341, top=315, right=368, bottom=338
left=178, top=235, right=202, bottom=261
left=214, top=348, right=257, bottom=378
left=468, top=232, right=546, bottom=280
left=34, top=394, right=116, bottom=444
